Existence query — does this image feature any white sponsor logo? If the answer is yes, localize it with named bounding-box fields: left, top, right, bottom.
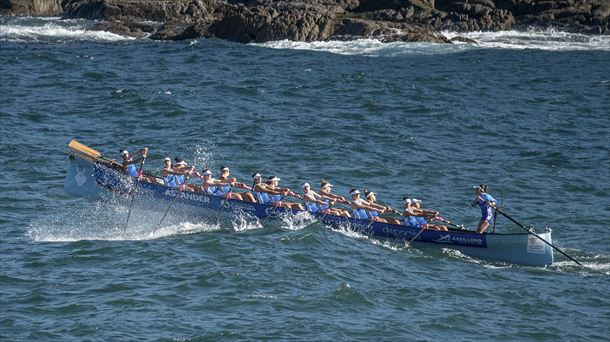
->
left=527, top=236, right=545, bottom=254
left=75, top=166, right=87, bottom=186
left=434, top=234, right=452, bottom=243
left=163, top=189, right=211, bottom=204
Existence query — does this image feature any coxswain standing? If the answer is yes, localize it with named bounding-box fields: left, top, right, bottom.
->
left=471, top=184, right=497, bottom=234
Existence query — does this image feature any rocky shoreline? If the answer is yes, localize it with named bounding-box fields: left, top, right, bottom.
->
left=2, top=0, right=608, bottom=43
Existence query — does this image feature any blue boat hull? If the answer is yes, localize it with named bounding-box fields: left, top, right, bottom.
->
left=64, top=150, right=554, bottom=267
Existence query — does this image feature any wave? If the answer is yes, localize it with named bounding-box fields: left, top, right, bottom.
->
left=442, top=28, right=610, bottom=51
left=0, top=17, right=133, bottom=42
left=252, top=38, right=469, bottom=57
left=254, top=28, right=610, bottom=56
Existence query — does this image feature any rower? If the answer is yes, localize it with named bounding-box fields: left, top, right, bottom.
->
left=265, top=176, right=304, bottom=210
left=252, top=173, right=273, bottom=204
left=318, top=182, right=351, bottom=217
left=302, top=182, right=343, bottom=216
left=172, top=159, right=187, bottom=185
left=171, top=158, right=200, bottom=191
left=162, top=157, right=177, bottom=187
left=120, top=147, right=147, bottom=177
left=349, top=189, right=384, bottom=220
left=403, top=198, right=448, bottom=231
left=364, top=190, right=401, bottom=224
left=471, top=184, right=497, bottom=234
left=217, top=166, right=255, bottom=202
left=194, top=168, right=237, bottom=197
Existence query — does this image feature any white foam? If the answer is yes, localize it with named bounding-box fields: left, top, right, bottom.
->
left=0, top=21, right=134, bottom=42
left=231, top=212, right=264, bottom=232
left=252, top=38, right=467, bottom=57
left=443, top=28, right=610, bottom=51
left=253, top=28, right=609, bottom=56
left=280, top=211, right=317, bottom=231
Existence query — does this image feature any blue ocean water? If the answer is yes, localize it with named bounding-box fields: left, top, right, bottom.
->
left=1, top=17, right=609, bottom=340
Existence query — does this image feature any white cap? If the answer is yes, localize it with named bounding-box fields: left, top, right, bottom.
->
left=252, top=173, right=262, bottom=179
left=202, top=170, right=212, bottom=176
left=268, top=176, right=280, bottom=181
left=301, top=182, right=310, bottom=189
left=163, top=157, right=171, bottom=162
left=412, top=198, right=422, bottom=203
left=404, top=198, right=412, bottom=205
left=120, top=150, right=129, bottom=156
left=350, top=189, right=360, bottom=196
left=365, top=191, right=376, bottom=198
left=220, top=166, right=230, bottom=171
left=177, top=161, right=187, bottom=166
left=321, top=182, right=333, bottom=188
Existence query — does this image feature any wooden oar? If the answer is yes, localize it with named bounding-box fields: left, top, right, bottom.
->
left=407, top=226, right=427, bottom=246
left=436, top=216, right=468, bottom=230
left=152, top=167, right=195, bottom=235
left=68, top=139, right=124, bottom=168
left=495, top=208, right=583, bottom=266
left=124, top=149, right=147, bottom=228
left=214, top=184, right=234, bottom=225
left=68, top=139, right=101, bottom=158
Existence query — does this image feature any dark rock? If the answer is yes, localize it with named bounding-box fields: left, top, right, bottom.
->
left=1, top=0, right=62, bottom=16
left=3, top=0, right=608, bottom=44
left=450, top=35, right=477, bottom=43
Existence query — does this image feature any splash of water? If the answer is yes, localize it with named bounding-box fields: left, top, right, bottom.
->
left=187, top=142, right=217, bottom=171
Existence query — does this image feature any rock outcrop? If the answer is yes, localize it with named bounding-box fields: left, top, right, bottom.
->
left=1, top=0, right=608, bottom=42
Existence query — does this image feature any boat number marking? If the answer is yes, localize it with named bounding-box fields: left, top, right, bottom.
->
left=527, top=236, right=545, bottom=254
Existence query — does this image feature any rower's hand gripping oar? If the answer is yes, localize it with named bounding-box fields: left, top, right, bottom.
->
left=494, top=207, right=583, bottom=266
left=152, top=167, right=195, bottom=235
left=125, top=147, right=148, bottom=229
left=215, top=183, right=234, bottom=225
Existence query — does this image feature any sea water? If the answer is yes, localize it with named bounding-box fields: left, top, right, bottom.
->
left=1, top=16, right=609, bottom=341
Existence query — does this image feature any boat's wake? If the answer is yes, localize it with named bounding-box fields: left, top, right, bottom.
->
left=549, top=252, right=610, bottom=276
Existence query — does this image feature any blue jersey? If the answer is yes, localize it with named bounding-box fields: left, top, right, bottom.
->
left=215, top=184, right=231, bottom=196
left=352, top=208, right=369, bottom=220
left=255, top=191, right=271, bottom=204
left=406, top=216, right=420, bottom=227
left=164, top=175, right=177, bottom=187
left=126, top=160, right=138, bottom=177
left=474, top=193, right=497, bottom=222
left=305, top=202, right=320, bottom=213
left=319, top=201, right=330, bottom=211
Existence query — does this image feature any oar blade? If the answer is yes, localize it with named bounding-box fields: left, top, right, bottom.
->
left=68, top=139, right=102, bottom=159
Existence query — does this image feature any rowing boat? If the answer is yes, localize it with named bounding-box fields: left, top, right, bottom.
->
left=64, top=140, right=554, bottom=266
